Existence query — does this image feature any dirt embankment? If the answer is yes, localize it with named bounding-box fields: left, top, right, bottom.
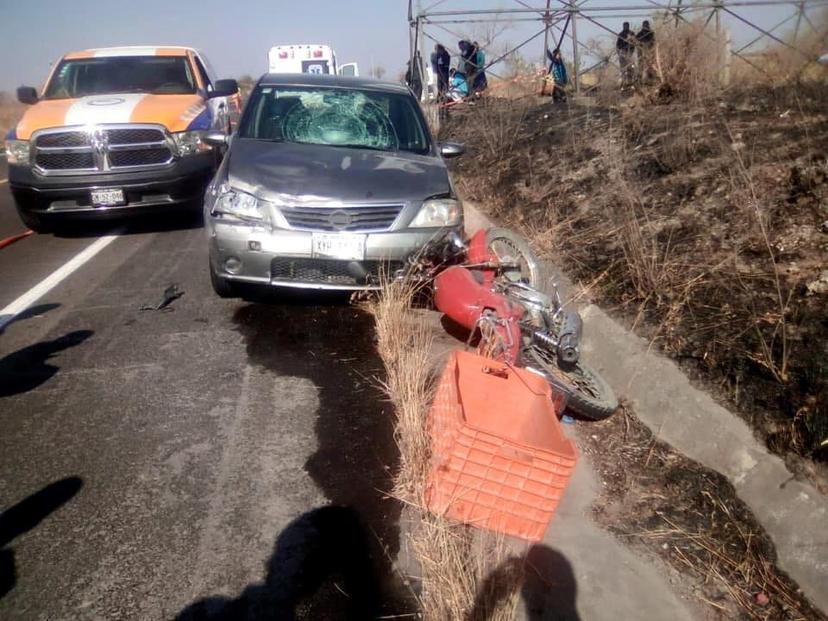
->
left=441, top=87, right=828, bottom=485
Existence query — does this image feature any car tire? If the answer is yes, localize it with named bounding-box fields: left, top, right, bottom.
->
left=210, top=265, right=237, bottom=298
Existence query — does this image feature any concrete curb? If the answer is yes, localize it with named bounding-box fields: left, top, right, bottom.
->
left=462, top=201, right=828, bottom=613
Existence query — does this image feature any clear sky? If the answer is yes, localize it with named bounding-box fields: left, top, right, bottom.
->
left=0, top=0, right=805, bottom=92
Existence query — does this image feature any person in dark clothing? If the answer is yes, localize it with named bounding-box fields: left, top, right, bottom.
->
left=472, top=41, right=488, bottom=94
left=430, top=44, right=450, bottom=99
left=405, top=54, right=423, bottom=100
left=459, top=40, right=477, bottom=85
left=616, top=21, right=635, bottom=86
left=636, top=20, right=656, bottom=83
left=544, top=48, right=568, bottom=101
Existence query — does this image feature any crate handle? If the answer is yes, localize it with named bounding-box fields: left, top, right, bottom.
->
left=482, top=365, right=509, bottom=379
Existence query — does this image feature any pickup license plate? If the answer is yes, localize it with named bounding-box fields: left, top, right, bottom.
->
left=312, top=233, right=366, bottom=260
left=91, top=188, right=125, bottom=207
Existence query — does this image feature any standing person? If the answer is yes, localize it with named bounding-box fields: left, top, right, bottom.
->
left=545, top=48, right=568, bottom=102
left=431, top=44, right=450, bottom=99
left=636, top=20, right=656, bottom=83
left=472, top=41, right=488, bottom=94
left=616, top=22, right=635, bottom=86
left=459, top=40, right=477, bottom=84
left=405, top=54, right=423, bottom=100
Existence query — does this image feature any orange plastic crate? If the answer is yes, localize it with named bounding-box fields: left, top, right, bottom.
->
left=425, top=350, right=577, bottom=542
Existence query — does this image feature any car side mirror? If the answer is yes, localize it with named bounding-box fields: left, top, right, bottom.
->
left=208, top=79, right=239, bottom=98
left=439, top=142, right=465, bottom=159
left=203, top=131, right=229, bottom=147
left=17, top=86, right=38, bottom=105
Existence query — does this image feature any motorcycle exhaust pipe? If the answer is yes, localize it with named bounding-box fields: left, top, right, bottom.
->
left=557, top=311, right=583, bottom=365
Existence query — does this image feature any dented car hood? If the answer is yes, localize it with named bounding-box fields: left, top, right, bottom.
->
left=225, top=138, right=452, bottom=205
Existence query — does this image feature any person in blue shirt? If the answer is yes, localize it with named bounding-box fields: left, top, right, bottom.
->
left=545, top=48, right=568, bottom=102
left=472, top=41, right=488, bottom=94
left=448, top=68, right=469, bottom=101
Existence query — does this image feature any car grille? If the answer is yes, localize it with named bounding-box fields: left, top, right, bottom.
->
left=32, top=125, right=173, bottom=175
left=280, top=205, right=404, bottom=232
left=271, top=258, right=404, bottom=287
left=35, top=152, right=96, bottom=171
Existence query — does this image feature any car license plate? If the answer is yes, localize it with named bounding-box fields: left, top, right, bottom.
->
left=91, top=188, right=125, bottom=207
left=312, top=233, right=366, bottom=260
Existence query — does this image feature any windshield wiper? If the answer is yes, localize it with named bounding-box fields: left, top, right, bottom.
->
left=326, top=143, right=390, bottom=152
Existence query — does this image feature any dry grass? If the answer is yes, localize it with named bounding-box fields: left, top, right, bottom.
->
left=366, top=278, right=525, bottom=621
left=581, top=404, right=827, bottom=621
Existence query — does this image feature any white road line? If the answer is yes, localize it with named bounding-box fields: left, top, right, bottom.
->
left=0, top=234, right=119, bottom=331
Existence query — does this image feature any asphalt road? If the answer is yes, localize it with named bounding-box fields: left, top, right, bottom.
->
left=0, top=160, right=411, bottom=620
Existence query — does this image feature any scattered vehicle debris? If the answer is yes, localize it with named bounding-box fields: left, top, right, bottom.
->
left=140, top=285, right=184, bottom=311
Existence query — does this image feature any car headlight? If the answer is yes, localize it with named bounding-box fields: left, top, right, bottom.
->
left=5, top=139, right=30, bottom=165
left=410, top=198, right=461, bottom=228
left=211, top=186, right=267, bottom=222
left=172, top=130, right=212, bottom=156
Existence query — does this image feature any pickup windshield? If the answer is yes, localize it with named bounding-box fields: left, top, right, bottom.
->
left=43, top=56, right=197, bottom=99
left=239, top=86, right=430, bottom=154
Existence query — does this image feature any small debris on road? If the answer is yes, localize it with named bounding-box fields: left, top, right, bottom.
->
left=140, top=285, right=184, bottom=311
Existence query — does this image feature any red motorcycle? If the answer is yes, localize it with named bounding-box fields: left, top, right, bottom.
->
left=415, top=228, right=617, bottom=421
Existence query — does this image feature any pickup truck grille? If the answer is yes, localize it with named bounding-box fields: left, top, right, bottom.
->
left=32, top=124, right=174, bottom=175
left=280, top=205, right=404, bottom=232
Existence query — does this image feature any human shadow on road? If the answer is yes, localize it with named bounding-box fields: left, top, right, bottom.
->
left=522, top=545, right=581, bottom=621
left=232, top=293, right=415, bottom=617
left=0, top=476, right=83, bottom=600
left=0, top=303, right=60, bottom=336
left=0, top=330, right=93, bottom=398
left=176, top=506, right=388, bottom=620
left=468, top=544, right=581, bottom=621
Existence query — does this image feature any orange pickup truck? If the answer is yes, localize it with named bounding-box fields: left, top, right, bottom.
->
left=5, top=46, right=240, bottom=232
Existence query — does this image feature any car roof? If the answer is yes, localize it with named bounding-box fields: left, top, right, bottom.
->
left=64, top=46, right=193, bottom=59
left=258, top=73, right=411, bottom=95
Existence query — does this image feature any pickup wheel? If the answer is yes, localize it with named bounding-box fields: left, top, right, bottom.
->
left=210, top=265, right=238, bottom=299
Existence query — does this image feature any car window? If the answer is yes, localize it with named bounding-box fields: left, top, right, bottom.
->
left=193, top=54, right=213, bottom=89
left=239, top=86, right=429, bottom=154
left=43, top=56, right=196, bottom=99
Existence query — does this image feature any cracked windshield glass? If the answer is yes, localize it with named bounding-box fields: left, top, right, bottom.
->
left=240, top=86, right=428, bottom=153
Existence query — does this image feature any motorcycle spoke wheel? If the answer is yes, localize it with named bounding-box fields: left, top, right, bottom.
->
left=484, top=227, right=545, bottom=289
left=524, top=346, right=618, bottom=420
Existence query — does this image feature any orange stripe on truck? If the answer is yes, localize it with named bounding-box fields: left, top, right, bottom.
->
left=63, top=50, right=95, bottom=60
left=14, top=99, right=74, bottom=140
left=155, top=47, right=188, bottom=57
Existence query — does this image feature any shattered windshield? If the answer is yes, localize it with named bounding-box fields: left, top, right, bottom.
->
left=239, top=86, right=430, bottom=154
left=43, top=56, right=197, bottom=99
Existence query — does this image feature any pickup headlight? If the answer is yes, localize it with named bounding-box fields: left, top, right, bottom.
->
left=5, top=139, right=30, bottom=165
left=172, top=130, right=212, bottom=156
left=410, top=198, right=461, bottom=228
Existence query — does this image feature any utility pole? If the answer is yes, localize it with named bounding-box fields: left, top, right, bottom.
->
left=572, top=7, right=580, bottom=94
left=542, top=0, right=551, bottom=67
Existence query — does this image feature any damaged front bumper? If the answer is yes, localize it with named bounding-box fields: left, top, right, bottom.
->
left=207, top=219, right=455, bottom=290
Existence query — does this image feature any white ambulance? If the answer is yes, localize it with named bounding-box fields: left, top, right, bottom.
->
left=267, top=44, right=359, bottom=76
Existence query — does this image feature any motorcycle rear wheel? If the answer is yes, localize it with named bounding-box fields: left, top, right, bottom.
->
left=485, top=227, right=545, bottom=290
left=523, top=346, right=618, bottom=420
